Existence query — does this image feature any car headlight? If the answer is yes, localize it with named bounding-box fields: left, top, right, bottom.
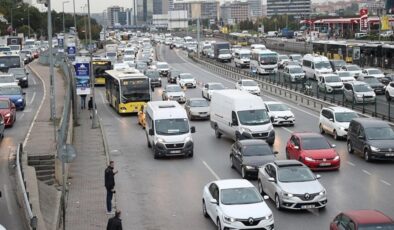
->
left=339, top=126, right=346, bottom=130
left=305, top=156, right=315, bottom=162
left=319, top=190, right=326, bottom=196
left=333, top=155, right=340, bottom=161
left=184, top=136, right=192, bottom=143
left=5, top=113, right=11, bottom=117
left=240, top=127, right=251, bottom=134
left=370, top=146, right=380, bottom=152
left=223, top=215, right=236, bottom=223
left=158, top=77, right=161, bottom=81
left=283, top=192, right=294, bottom=197
left=244, top=165, right=254, bottom=170
left=263, top=214, right=273, bottom=220
left=22, top=77, right=27, bottom=80
left=17, top=98, right=23, bottom=102
left=356, top=94, right=363, bottom=98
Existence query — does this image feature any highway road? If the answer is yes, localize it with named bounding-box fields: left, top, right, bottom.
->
left=95, top=44, right=394, bottom=229
left=0, top=65, right=43, bottom=230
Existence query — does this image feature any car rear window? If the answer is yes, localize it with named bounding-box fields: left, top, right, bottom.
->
left=301, top=136, right=331, bottom=150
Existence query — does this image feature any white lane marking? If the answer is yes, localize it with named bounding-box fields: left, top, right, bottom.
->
left=3, top=184, right=13, bottom=215
left=346, top=161, right=355, bottom=167
left=174, top=48, right=319, bottom=118
left=202, top=160, right=221, bottom=180
left=362, top=169, right=372, bottom=176
left=19, top=113, right=25, bottom=120
left=281, top=127, right=293, bottom=134
left=380, top=180, right=391, bottom=186
left=31, top=76, right=37, bottom=85
left=24, top=64, right=46, bottom=147
left=28, top=92, right=36, bottom=105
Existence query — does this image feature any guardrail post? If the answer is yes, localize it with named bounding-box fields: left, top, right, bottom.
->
left=362, top=96, right=365, bottom=114
left=342, top=92, right=345, bottom=106
left=389, top=101, right=391, bottom=122
left=374, top=97, right=377, bottom=117
left=323, top=86, right=327, bottom=101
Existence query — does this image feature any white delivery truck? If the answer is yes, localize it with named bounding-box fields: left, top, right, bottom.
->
left=210, top=90, right=275, bottom=145
left=145, top=101, right=196, bottom=159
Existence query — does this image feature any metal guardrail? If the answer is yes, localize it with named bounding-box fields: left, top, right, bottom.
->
left=15, top=143, right=38, bottom=230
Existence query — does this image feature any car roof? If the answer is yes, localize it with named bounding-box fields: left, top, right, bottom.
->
left=351, top=118, right=390, bottom=128
left=287, top=65, right=302, bottom=68
left=347, top=81, right=367, bottom=86
left=241, top=79, right=255, bottom=82
left=274, top=160, right=304, bottom=167
left=343, top=210, right=394, bottom=224
left=188, top=97, right=207, bottom=101
left=238, top=139, right=268, bottom=146
left=324, top=106, right=356, bottom=113
left=264, top=101, right=283, bottom=105
left=165, top=84, right=180, bottom=88
left=214, top=179, right=254, bottom=189
left=207, top=82, right=223, bottom=85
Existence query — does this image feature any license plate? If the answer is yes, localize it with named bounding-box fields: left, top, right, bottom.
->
left=385, top=153, right=394, bottom=156
left=171, top=150, right=181, bottom=154
left=283, top=121, right=291, bottom=123
left=301, top=205, right=315, bottom=209
left=320, top=163, right=331, bottom=166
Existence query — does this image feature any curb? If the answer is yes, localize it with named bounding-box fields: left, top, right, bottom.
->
left=98, top=114, right=110, bottom=166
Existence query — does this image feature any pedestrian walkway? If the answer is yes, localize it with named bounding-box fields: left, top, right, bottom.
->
left=65, top=110, right=108, bottom=229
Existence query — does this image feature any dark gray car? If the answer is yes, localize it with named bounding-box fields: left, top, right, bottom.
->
left=8, top=68, right=28, bottom=88
left=230, top=139, right=277, bottom=179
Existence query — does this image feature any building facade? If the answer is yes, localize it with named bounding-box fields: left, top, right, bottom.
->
left=220, top=1, right=250, bottom=24
left=137, top=0, right=153, bottom=24
left=173, top=0, right=220, bottom=20
left=107, top=6, right=124, bottom=27
left=153, top=0, right=169, bottom=14
left=249, top=0, right=262, bottom=17
left=266, top=0, right=311, bottom=16
left=168, top=10, right=188, bottom=30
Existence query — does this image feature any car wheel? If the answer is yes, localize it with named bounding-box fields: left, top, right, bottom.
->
left=386, top=92, right=392, bottom=101
left=333, top=130, right=339, bottom=140
left=364, top=149, right=371, bottom=162
left=202, top=92, right=205, bottom=98
left=319, top=124, right=325, bottom=134
left=153, top=150, right=159, bottom=159
left=230, top=156, right=235, bottom=169
left=215, top=127, right=222, bottom=139
left=217, top=220, right=222, bottom=230
left=147, top=136, right=152, bottom=148
left=258, top=180, right=265, bottom=195
left=241, top=166, right=247, bottom=179
left=275, top=194, right=282, bottom=210
left=202, top=200, right=209, bottom=218
left=347, top=141, right=354, bottom=154
left=188, top=151, right=194, bottom=158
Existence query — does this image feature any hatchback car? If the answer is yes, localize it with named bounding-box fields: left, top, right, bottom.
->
left=144, top=69, right=162, bottom=87
left=329, top=59, right=347, bottom=72
left=347, top=118, right=394, bottom=161
left=343, top=81, right=376, bottom=104
left=230, top=139, right=277, bottom=179
left=258, top=160, right=327, bottom=210
left=339, top=64, right=363, bottom=79
left=201, top=82, right=225, bottom=100
left=278, top=55, right=290, bottom=68
left=8, top=68, right=28, bottom=88
left=202, top=179, right=274, bottom=230
left=330, top=210, right=394, bottom=230
left=264, top=101, right=295, bottom=126
left=156, top=61, right=170, bottom=77
left=317, top=74, right=344, bottom=93
left=359, top=76, right=385, bottom=95
left=177, top=73, right=196, bottom=88
left=162, top=84, right=186, bottom=103
left=286, top=132, right=340, bottom=170
left=360, top=68, right=385, bottom=79
left=380, top=74, right=394, bottom=85
left=337, top=71, right=356, bottom=83
left=184, top=98, right=210, bottom=120
left=0, top=86, right=26, bottom=110
left=0, top=97, right=16, bottom=127
left=235, top=79, right=260, bottom=96
left=282, top=65, right=305, bottom=83
left=319, top=106, right=359, bottom=140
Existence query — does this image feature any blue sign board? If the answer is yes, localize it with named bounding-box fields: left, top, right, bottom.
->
left=74, top=61, right=91, bottom=95
left=67, top=46, right=76, bottom=55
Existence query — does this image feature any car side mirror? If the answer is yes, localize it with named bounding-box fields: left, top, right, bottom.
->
left=148, top=129, right=154, bottom=136
left=268, top=177, right=276, bottom=183
left=210, top=198, right=218, bottom=205
left=294, top=146, right=299, bottom=150
left=270, top=116, right=275, bottom=123
left=263, top=195, right=269, bottom=200
left=316, top=174, right=321, bottom=179
left=273, top=151, right=279, bottom=155
left=190, top=126, right=196, bottom=133
left=329, top=118, right=334, bottom=122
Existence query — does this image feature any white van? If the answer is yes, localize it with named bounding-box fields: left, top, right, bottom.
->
left=233, top=49, right=251, bottom=68
left=145, top=101, right=196, bottom=159
left=250, top=49, right=278, bottom=74
left=210, top=90, right=275, bottom=145
left=250, top=44, right=266, bottom=50
left=302, top=54, right=333, bottom=80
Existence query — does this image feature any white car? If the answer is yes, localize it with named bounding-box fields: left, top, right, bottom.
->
left=360, top=68, right=385, bottom=79
left=319, top=106, right=359, bottom=140
left=339, top=64, right=363, bottom=79
left=385, top=81, right=394, bottom=101
left=202, top=179, right=274, bottom=230
left=202, top=82, right=226, bottom=100
left=162, top=84, right=186, bottom=103
left=337, top=71, right=355, bottom=82
left=177, top=73, right=196, bottom=88
left=264, top=101, right=295, bottom=126
left=278, top=54, right=289, bottom=68
left=235, top=79, right=261, bottom=96
left=317, top=74, right=344, bottom=93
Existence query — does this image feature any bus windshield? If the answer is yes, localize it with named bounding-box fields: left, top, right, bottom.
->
left=260, top=54, right=278, bottom=65
left=0, top=56, right=21, bottom=71
left=121, top=78, right=150, bottom=102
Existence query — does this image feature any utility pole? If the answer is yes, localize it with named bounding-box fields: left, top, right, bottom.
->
left=87, top=0, right=98, bottom=128
left=62, top=1, right=70, bottom=33
left=197, top=17, right=200, bottom=58
left=27, top=6, right=30, bottom=37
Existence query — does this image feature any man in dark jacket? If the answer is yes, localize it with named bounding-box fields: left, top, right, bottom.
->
left=105, top=161, right=118, bottom=214
left=107, top=210, right=123, bottom=230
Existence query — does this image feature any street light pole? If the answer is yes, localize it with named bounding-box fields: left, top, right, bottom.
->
left=62, top=1, right=70, bottom=33
left=27, top=6, right=30, bottom=37
left=87, top=0, right=98, bottom=128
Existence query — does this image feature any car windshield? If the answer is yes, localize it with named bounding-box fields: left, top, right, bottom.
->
left=189, top=99, right=209, bottom=107
left=325, top=76, right=341, bottom=83
left=0, top=47, right=11, bottom=52
left=291, top=55, right=302, bottom=61
left=347, top=65, right=361, bottom=71
left=221, top=187, right=262, bottom=205
left=237, top=109, right=270, bottom=126
left=368, top=69, right=382, bottom=75
left=365, top=127, right=394, bottom=140
left=210, top=84, right=225, bottom=90
left=335, top=112, right=358, bottom=122
left=278, top=166, right=316, bottom=182
left=289, top=67, right=303, bottom=73
left=0, top=101, right=9, bottom=109
left=155, top=118, right=189, bottom=135
left=354, top=84, right=372, bottom=92
left=338, top=72, right=352, bottom=77
left=0, top=87, right=21, bottom=95
left=243, top=144, right=273, bottom=156
left=8, top=68, right=24, bottom=75
left=315, top=61, right=331, bottom=69
left=363, top=77, right=380, bottom=84
left=240, top=54, right=250, bottom=59
left=107, top=52, right=116, bottom=57
left=268, top=103, right=289, bottom=111
left=166, top=85, right=182, bottom=92
left=242, top=80, right=257, bottom=86
left=137, top=63, right=147, bottom=68
left=332, top=60, right=346, bottom=67
left=180, top=74, right=193, bottom=79
left=145, top=71, right=160, bottom=79
left=301, top=136, right=331, bottom=150
left=157, top=63, right=168, bottom=69
left=358, top=224, right=394, bottom=230
left=279, top=55, right=289, bottom=60
left=219, top=49, right=230, bottom=54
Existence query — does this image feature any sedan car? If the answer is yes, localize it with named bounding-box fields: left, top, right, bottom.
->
left=329, top=59, right=346, bottom=72
left=258, top=160, right=327, bottom=210
left=177, top=73, right=196, bottom=88
left=202, top=179, right=274, bottom=230
left=0, top=97, right=16, bottom=127
left=380, top=74, right=394, bottom=85
left=0, top=86, right=26, bottom=110
left=282, top=65, right=305, bottom=83
left=360, top=68, right=385, bottom=79
left=359, top=75, right=385, bottom=95
left=162, top=84, right=186, bottom=103
left=230, top=139, right=277, bottom=179
left=285, top=132, right=340, bottom=170
left=202, top=82, right=225, bottom=100
left=8, top=68, right=28, bottom=88
left=184, top=98, right=210, bottom=120
left=330, top=210, right=394, bottom=230
left=156, top=61, right=170, bottom=77
left=144, top=69, right=162, bottom=87
left=337, top=71, right=355, bottom=83
left=264, top=101, right=295, bottom=126
left=339, top=64, right=363, bottom=79
left=235, top=79, right=260, bottom=96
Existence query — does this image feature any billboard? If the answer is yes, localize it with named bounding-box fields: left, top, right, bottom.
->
left=74, top=56, right=91, bottom=95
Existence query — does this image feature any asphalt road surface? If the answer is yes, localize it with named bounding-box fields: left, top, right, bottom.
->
left=0, top=66, right=44, bottom=230
left=95, top=44, right=394, bottom=230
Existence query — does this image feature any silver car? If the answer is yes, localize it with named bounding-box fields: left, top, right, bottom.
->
left=257, top=160, right=327, bottom=210
left=184, top=98, right=210, bottom=120
left=343, top=81, right=376, bottom=104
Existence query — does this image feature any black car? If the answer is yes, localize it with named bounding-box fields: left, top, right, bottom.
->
left=144, top=69, right=162, bottom=87
left=347, top=118, right=394, bottom=162
left=168, top=70, right=180, bottom=84
left=359, top=76, right=385, bottom=94
left=230, top=139, right=277, bottom=179
left=380, top=74, right=394, bottom=85
left=329, top=59, right=347, bottom=72
left=8, top=68, right=28, bottom=88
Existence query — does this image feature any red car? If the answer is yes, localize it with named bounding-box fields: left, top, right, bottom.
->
left=330, top=210, right=394, bottom=230
left=285, top=132, right=340, bottom=170
left=0, top=98, right=16, bottom=127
